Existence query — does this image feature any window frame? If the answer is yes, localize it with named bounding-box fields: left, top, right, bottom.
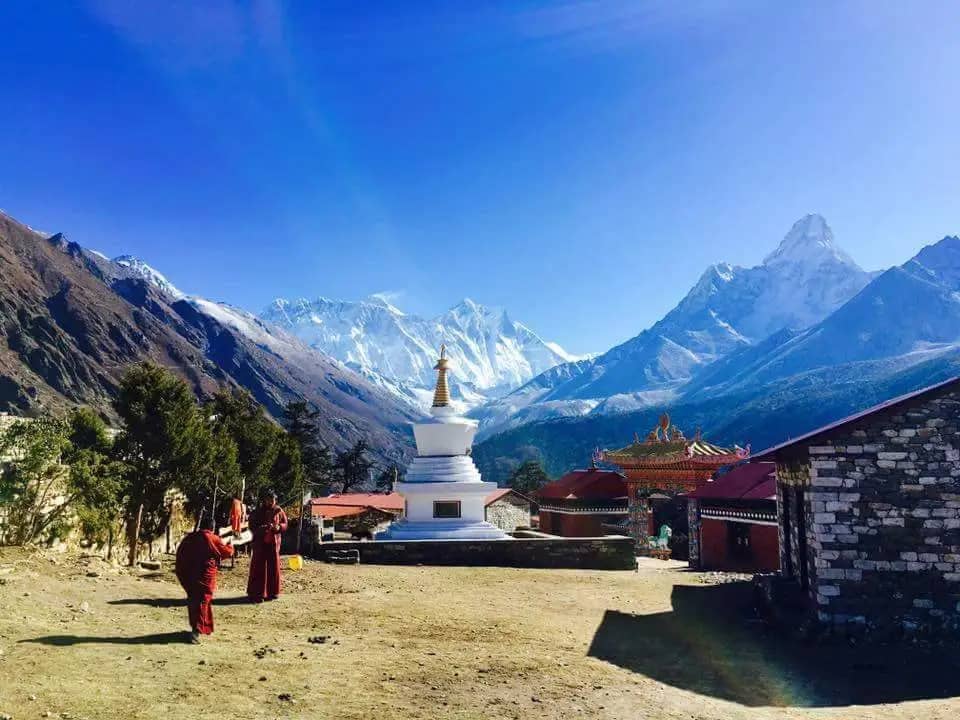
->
left=432, top=500, right=462, bottom=519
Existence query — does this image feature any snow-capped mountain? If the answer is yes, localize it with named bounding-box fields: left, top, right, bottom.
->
left=683, top=234, right=960, bottom=397
left=111, top=255, right=184, bottom=298
left=0, top=210, right=416, bottom=464
left=474, top=232, right=960, bottom=482
left=261, top=295, right=578, bottom=408
left=474, top=214, right=874, bottom=436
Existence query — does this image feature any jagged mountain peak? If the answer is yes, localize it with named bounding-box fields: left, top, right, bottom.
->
left=366, top=293, right=405, bottom=315
left=261, top=294, right=575, bottom=406
left=111, top=254, right=184, bottom=299
left=905, top=235, right=960, bottom=291
left=763, top=214, right=859, bottom=269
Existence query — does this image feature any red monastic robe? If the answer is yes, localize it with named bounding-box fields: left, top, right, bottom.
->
left=229, top=498, right=245, bottom=534
left=246, top=506, right=288, bottom=602
left=175, top=530, right=234, bottom=634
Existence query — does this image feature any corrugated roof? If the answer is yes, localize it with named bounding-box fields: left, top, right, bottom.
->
left=754, top=376, right=960, bottom=460
left=687, top=462, right=776, bottom=501
left=310, top=504, right=369, bottom=519
left=309, top=492, right=405, bottom=512
left=485, top=488, right=532, bottom=506
left=537, top=468, right=628, bottom=501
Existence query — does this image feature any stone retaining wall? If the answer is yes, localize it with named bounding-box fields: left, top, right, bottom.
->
left=308, top=536, right=637, bottom=570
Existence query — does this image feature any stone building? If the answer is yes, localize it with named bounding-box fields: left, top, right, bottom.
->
left=484, top=488, right=532, bottom=532
left=758, top=377, right=960, bottom=638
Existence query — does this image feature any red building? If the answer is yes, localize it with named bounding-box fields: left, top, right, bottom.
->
left=686, top=462, right=779, bottom=572
left=602, top=413, right=749, bottom=550
left=537, top=468, right=629, bottom=537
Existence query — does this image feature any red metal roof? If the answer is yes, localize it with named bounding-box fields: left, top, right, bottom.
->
left=485, top=487, right=532, bottom=506
left=537, top=468, right=628, bottom=501
left=686, top=462, right=776, bottom=501
left=309, top=492, right=405, bottom=512
left=310, top=504, right=368, bottom=519
left=755, top=376, right=960, bottom=460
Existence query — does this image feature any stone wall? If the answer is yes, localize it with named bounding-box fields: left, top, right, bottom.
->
left=485, top=497, right=531, bottom=532
left=794, top=390, right=960, bottom=637
left=308, top=536, right=637, bottom=570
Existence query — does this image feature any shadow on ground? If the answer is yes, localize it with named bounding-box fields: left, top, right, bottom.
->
left=108, top=595, right=250, bottom=608
left=588, top=580, right=960, bottom=708
left=20, top=631, right=192, bottom=646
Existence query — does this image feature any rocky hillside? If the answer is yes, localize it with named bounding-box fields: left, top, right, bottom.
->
left=0, top=211, right=415, bottom=462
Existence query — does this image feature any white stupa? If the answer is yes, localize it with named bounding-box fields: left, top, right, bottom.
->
left=377, top=345, right=509, bottom=540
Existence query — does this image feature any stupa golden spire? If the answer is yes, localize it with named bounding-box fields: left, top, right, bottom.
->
left=432, top=344, right=451, bottom=408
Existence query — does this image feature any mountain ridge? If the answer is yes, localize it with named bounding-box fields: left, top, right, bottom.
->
left=474, top=231, right=960, bottom=482
left=471, top=213, right=873, bottom=436
left=261, top=293, right=579, bottom=410
left=0, top=210, right=415, bottom=464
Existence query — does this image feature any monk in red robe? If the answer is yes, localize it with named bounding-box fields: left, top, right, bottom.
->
left=229, top=495, right=245, bottom=534
left=246, top=490, right=288, bottom=603
left=175, top=516, right=234, bottom=643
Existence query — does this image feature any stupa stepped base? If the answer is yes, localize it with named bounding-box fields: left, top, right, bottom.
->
left=376, top=519, right=509, bottom=541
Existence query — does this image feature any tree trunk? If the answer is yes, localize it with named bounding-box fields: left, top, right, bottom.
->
left=128, top=503, right=144, bottom=567
left=107, top=526, right=113, bottom=561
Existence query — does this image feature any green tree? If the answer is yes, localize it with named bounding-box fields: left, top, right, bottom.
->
left=65, top=407, right=112, bottom=457
left=270, top=430, right=304, bottom=506
left=64, top=407, right=126, bottom=548
left=507, top=460, right=551, bottom=496
left=0, top=417, right=72, bottom=544
left=113, top=363, right=215, bottom=563
left=282, top=400, right=334, bottom=494
left=179, top=425, right=241, bottom=524
left=374, top=464, right=402, bottom=492
left=334, top=439, right=373, bottom=493
left=206, top=388, right=279, bottom=501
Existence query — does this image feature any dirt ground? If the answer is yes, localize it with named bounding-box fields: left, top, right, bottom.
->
left=1, top=547, right=959, bottom=720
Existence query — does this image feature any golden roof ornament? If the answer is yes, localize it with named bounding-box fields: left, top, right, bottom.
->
left=431, top=344, right=451, bottom=408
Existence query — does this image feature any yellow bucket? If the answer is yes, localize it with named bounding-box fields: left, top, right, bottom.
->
left=288, top=555, right=303, bottom=571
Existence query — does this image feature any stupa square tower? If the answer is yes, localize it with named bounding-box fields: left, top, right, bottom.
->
left=377, top=346, right=508, bottom=540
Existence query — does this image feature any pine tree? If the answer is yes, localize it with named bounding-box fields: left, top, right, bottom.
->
left=282, top=400, right=334, bottom=494
left=507, top=460, right=550, bottom=496
left=206, top=388, right=279, bottom=502
left=374, top=464, right=401, bottom=492
left=335, top=439, right=374, bottom=493
left=113, top=363, right=215, bottom=563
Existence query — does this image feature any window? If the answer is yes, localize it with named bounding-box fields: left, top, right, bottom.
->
left=433, top=500, right=461, bottom=519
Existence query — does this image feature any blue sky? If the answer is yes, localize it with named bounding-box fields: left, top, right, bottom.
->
left=1, top=1, right=958, bottom=355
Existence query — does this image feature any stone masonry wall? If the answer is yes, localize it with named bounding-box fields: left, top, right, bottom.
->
left=804, top=390, right=960, bottom=637
left=309, top=536, right=637, bottom=570
left=485, top=498, right=531, bottom=532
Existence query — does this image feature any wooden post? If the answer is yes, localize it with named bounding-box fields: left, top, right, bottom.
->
left=210, top=478, right=220, bottom=532
left=128, top=503, right=144, bottom=567
left=295, top=475, right=304, bottom=555
left=107, top=526, right=114, bottom=561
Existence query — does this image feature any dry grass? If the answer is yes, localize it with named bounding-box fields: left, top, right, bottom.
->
left=0, top=547, right=958, bottom=720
